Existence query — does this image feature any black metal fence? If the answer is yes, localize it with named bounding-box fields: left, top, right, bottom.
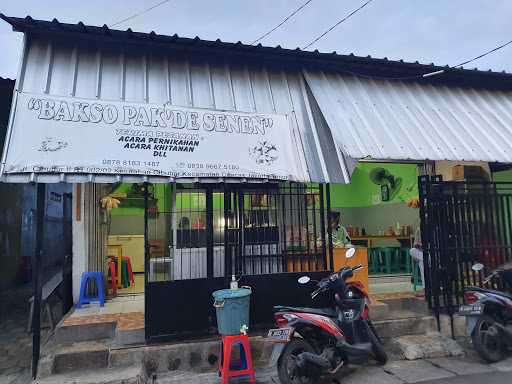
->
left=419, top=176, right=512, bottom=335
left=145, top=182, right=330, bottom=340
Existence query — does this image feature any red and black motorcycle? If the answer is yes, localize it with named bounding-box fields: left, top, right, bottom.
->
left=268, top=249, right=387, bottom=384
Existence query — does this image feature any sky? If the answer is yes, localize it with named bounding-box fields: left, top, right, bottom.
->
left=1, top=0, right=512, bottom=79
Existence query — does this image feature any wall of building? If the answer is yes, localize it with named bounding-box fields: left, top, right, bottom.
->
left=329, top=162, right=420, bottom=240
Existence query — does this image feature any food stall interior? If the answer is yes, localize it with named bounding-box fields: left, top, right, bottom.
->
left=329, top=162, right=421, bottom=293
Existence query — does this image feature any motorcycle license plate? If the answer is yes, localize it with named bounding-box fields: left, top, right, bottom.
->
left=459, top=304, right=483, bottom=315
left=267, top=327, right=292, bottom=343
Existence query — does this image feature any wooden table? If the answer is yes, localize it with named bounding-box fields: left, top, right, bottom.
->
left=331, top=247, right=369, bottom=294
left=350, top=235, right=412, bottom=248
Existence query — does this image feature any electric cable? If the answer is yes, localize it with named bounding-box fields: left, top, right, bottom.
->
left=452, top=38, right=512, bottom=68
left=251, top=0, right=316, bottom=45
left=320, top=38, right=512, bottom=81
left=302, top=0, right=374, bottom=50
left=109, top=0, right=172, bottom=28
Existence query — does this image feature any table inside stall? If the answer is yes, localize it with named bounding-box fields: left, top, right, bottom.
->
left=350, top=235, right=412, bottom=247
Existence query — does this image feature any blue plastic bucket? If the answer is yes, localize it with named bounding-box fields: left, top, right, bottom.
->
left=212, top=288, right=251, bottom=335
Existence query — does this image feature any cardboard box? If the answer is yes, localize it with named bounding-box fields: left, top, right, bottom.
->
left=452, top=165, right=488, bottom=181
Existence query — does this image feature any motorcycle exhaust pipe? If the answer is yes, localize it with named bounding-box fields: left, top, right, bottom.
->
left=295, top=352, right=331, bottom=370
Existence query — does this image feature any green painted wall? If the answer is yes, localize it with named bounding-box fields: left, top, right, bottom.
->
left=330, top=163, right=419, bottom=208
left=493, top=169, right=512, bottom=183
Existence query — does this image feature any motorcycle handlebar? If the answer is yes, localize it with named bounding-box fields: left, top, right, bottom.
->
left=311, top=264, right=365, bottom=299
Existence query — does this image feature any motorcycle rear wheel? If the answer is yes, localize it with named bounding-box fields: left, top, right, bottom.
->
left=277, top=338, right=319, bottom=384
left=472, top=315, right=505, bottom=363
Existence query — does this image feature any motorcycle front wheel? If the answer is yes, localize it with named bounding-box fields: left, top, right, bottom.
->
left=277, top=338, right=319, bottom=384
left=472, top=315, right=505, bottom=363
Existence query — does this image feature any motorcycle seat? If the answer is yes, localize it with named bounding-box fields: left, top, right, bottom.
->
left=273, top=305, right=337, bottom=318
left=470, top=286, right=512, bottom=300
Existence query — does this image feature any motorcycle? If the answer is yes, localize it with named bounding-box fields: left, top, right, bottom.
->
left=459, top=262, right=512, bottom=362
left=267, top=248, right=387, bottom=384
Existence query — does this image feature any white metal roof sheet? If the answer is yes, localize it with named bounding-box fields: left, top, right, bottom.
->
left=304, top=69, right=512, bottom=163
left=0, top=35, right=348, bottom=184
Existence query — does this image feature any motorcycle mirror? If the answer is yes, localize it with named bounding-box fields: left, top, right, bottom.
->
left=298, top=276, right=311, bottom=284
left=345, top=247, right=356, bottom=259
left=472, top=263, right=484, bottom=272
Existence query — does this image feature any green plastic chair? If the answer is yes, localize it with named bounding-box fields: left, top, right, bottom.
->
left=380, top=247, right=401, bottom=274
left=368, top=248, right=380, bottom=274
left=400, top=247, right=412, bottom=273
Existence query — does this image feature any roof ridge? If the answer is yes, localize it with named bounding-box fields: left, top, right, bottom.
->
left=1, top=14, right=511, bottom=82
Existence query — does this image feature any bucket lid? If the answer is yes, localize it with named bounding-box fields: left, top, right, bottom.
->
left=212, top=288, right=251, bottom=300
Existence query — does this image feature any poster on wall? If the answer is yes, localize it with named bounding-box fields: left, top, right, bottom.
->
left=2, top=92, right=303, bottom=181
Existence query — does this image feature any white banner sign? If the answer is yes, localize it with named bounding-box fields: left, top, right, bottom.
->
left=3, top=92, right=302, bottom=180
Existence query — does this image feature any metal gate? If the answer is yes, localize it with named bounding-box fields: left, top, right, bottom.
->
left=419, top=176, right=512, bottom=335
left=144, top=183, right=330, bottom=341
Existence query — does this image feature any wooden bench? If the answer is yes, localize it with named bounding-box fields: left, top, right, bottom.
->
left=27, top=270, right=63, bottom=332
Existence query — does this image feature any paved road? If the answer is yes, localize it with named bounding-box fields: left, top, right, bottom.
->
left=421, top=371, right=511, bottom=384
left=154, top=355, right=512, bottom=384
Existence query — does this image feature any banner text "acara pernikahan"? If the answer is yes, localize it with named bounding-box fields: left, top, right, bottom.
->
left=27, top=97, right=273, bottom=135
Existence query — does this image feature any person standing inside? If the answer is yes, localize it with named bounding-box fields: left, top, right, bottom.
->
left=328, top=211, right=351, bottom=246
left=410, top=226, right=425, bottom=296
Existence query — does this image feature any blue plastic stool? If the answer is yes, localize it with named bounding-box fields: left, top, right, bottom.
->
left=77, top=272, right=105, bottom=308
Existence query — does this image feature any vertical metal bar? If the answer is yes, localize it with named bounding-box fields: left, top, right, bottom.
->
left=224, top=186, right=231, bottom=281
left=296, top=185, right=304, bottom=271
left=495, top=193, right=507, bottom=268
left=504, top=195, right=512, bottom=266
left=31, top=182, right=46, bottom=379
left=238, top=190, right=245, bottom=275
left=312, top=184, right=319, bottom=269
left=320, top=184, right=329, bottom=271
left=206, top=187, right=214, bottom=278
left=144, top=182, right=150, bottom=340
left=280, top=187, right=288, bottom=272
left=288, top=184, right=296, bottom=272
left=304, top=186, right=311, bottom=269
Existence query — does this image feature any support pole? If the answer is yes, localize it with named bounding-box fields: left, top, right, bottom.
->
left=32, top=182, right=46, bottom=379
left=143, top=182, right=149, bottom=341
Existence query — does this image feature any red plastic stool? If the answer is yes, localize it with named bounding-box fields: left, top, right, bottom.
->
left=122, top=256, right=135, bottom=285
left=107, top=258, right=117, bottom=296
left=218, top=334, right=255, bottom=384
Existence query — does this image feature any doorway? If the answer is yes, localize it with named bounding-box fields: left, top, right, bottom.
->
left=145, top=183, right=330, bottom=341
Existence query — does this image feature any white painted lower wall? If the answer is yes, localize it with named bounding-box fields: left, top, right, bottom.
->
left=72, top=184, right=87, bottom=304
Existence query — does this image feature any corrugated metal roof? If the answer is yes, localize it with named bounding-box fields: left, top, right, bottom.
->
left=304, top=69, right=512, bottom=163
left=0, top=32, right=347, bottom=184
left=2, top=15, right=512, bottom=90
